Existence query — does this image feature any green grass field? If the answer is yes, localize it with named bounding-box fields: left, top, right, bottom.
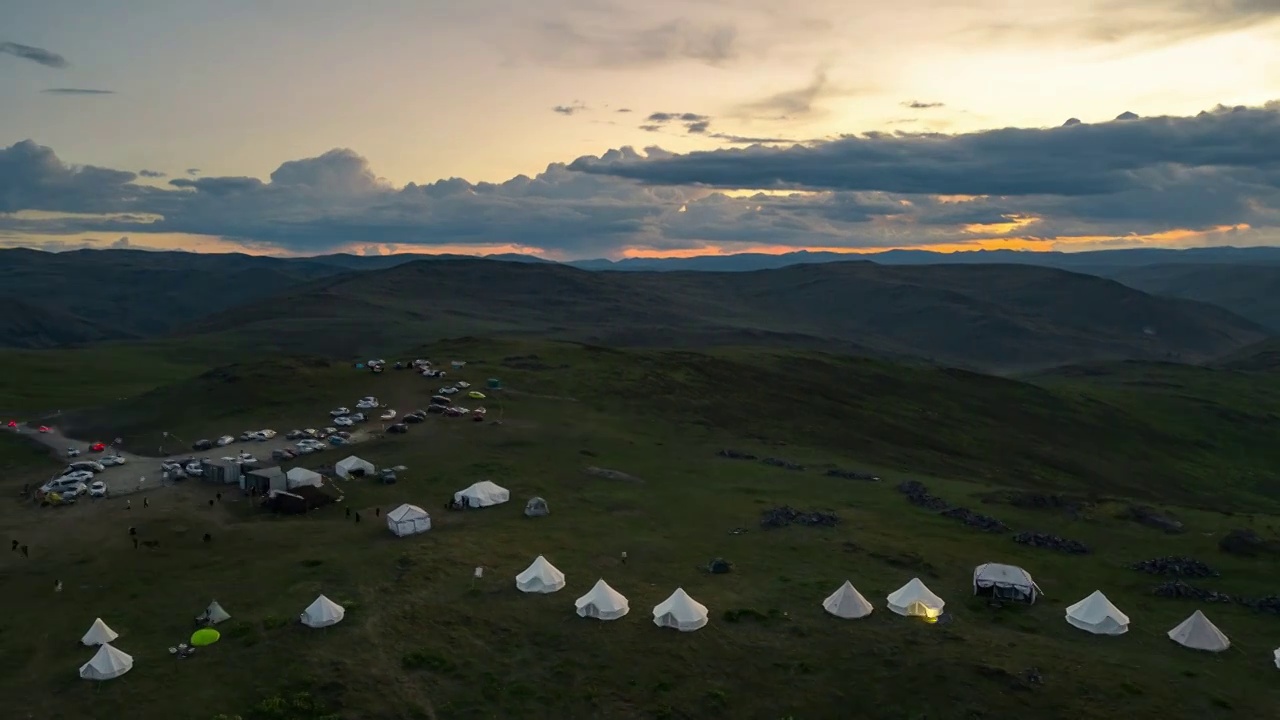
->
left=1, top=339, right=1278, bottom=719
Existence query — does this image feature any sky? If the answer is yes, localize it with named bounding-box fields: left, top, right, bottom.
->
left=2, top=0, right=1280, bottom=260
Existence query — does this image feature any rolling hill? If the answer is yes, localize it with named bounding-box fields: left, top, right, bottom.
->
left=187, top=259, right=1270, bottom=371
left=1098, top=263, right=1280, bottom=333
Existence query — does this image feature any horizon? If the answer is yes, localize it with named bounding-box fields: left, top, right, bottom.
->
left=3, top=2, right=1280, bottom=259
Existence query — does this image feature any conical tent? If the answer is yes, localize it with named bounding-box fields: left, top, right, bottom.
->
left=515, top=555, right=566, bottom=593
left=79, top=643, right=133, bottom=681
left=386, top=503, right=432, bottom=536
left=823, top=580, right=874, bottom=619
left=575, top=579, right=629, bottom=620
left=454, top=480, right=509, bottom=508
left=205, top=601, right=231, bottom=624
left=652, top=587, right=709, bottom=631
left=886, top=578, right=945, bottom=618
left=81, top=618, right=118, bottom=646
left=300, top=594, right=345, bottom=628
left=335, top=456, right=375, bottom=479
left=1064, top=590, right=1129, bottom=636
left=1168, top=610, right=1230, bottom=652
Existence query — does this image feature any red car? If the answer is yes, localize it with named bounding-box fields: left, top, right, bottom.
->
left=89, top=442, right=106, bottom=452
left=5, top=420, right=15, bottom=429
left=38, top=426, right=51, bottom=433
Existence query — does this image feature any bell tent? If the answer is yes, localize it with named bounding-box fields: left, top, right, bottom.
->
left=822, top=581, right=874, bottom=619
left=524, top=496, right=550, bottom=517
left=386, top=503, right=432, bottom=536
left=202, top=601, right=231, bottom=624
left=1167, top=610, right=1230, bottom=652
left=652, top=588, right=709, bottom=631
left=285, top=467, right=323, bottom=489
left=300, top=595, right=345, bottom=628
left=335, top=456, right=375, bottom=479
left=81, top=618, right=119, bottom=646
left=1064, top=590, right=1129, bottom=635
left=972, top=563, right=1041, bottom=603
left=79, top=644, right=133, bottom=681
left=887, top=578, right=945, bottom=618
left=515, top=555, right=566, bottom=594
left=575, top=579, right=629, bottom=620
left=454, top=480, right=509, bottom=508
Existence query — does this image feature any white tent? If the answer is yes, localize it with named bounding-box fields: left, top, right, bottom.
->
left=887, top=578, right=945, bottom=618
left=1168, top=610, right=1230, bottom=652
left=300, top=594, right=345, bottom=628
left=334, top=456, right=375, bottom=479
left=285, top=467, right=323, bottom=489
left=822, top=580, right=874, bottom=619
left=386, top=503, right=432, bottom=536
left=79, top=643, right=133, bottom=681
left=972, top=563, right=1041, bottom=603
left=1064, top=590, right=1129, bottom=635
left=81, top=618, right=118, bottom=646
left=1274, top=648, right=1279, bottom=669
left=204, top=601, right=231, bottom=624
left=652, top=587, right=709, bottom=631
left=575, top=579, right=629, bottom=620
left=454, top=480, right=509, bottom=508
left=515, top=555, right=566, bottom=594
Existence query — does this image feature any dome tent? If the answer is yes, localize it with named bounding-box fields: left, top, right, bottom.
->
left=822, top=581, right=874, bottom=619
left=575, top=579, right=629, bottom=620
left=524, top=496, right=549, bottom=517
left=652, top=588, right=709, bottom=631
left=515, top=555, right=566, bottom=594
left=1064, top=590, right=1129, bottom=636
left=386, top=503, right=432, bottom=536
left=81, top=618, right=118, bottom=646
left=300, top=595, right=345, bottom=628
left=79, top=644, right=133, bottom=681
left=1167, top=610, right=1230, bottom=652
left=886, top=578, right=945, bottom=619
left=454, top=480, right=509, bottom=508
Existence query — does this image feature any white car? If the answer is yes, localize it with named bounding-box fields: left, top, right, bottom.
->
left=184, top=462, right=203, bottom=476
left=356, top=400, right=379, bottom=410
left=455, top=381, right=470, bottom=388
left=259, top=429, right=276, bottom=439
left=88, top=481, right=108, bottom=498
left=99, top=455, right=126, bottom=467
left=360, top=396, right=377, bottom=404
left=330, top=407, right=350, bottom=417
left=334, top=416, right=354, bottom=427
left=440, top=386, right=458, bottom=395
left=216, top=435, right=235, bottom=446
left=238, top=453, right=258, bottom=464
left=58, top=470, right=95, bottom=483
left=380, top=409, right=396, bottom=420
left=67, top=460, right=105, bottom=473
left=66, top=448, right=80, bottom=457
left=60, top=482, right=90, bottom=498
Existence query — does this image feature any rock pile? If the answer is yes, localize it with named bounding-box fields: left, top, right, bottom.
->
left=826, top=468, right=881, bottom=481
left=1219, top=528, right=1280, bottom=556
left=1120, top=505, right=1185, bottom=534
left=1012, top=532, right=1090, bottom=554
left=1129, top=556, right=1218, bottom=577
left=897, top=481, right=949, bottom=511
left=940, top=507, right=1010, bottom=532
left=760, top=506, right=840, bottom=529
left=717, top=449, right=757, bottom=460
left=1152, top=580, right=1236, bottom=603
left=1245, top=596, right=1280, bottom=614
left=762, top=457, right=805, bottom=471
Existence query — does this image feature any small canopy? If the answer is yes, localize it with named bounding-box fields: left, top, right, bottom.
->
left=204, top=601, right=231, bottom=624
left=972, top=562, right=1041, bottom=603
left=516, top=555, right=566, bottom=594
left=81, top=618, right=119, bottom=646
left=1168, top=610, right=1230, bottom=652
left=1064, top=590, right=1129, bottom=636
left=285, top=467, right=323, bottom=489
left=454, top=480, right=510, bottom=508
left=79, top=643, right=133, bottom=681
left=334, top=456, right=375, bottom=479
left=524, top=496, right=549, bottom=517
left=823, top=581, right=874, bottom=619
left=653, top=587, right=709, bottom=631
left=575, top=579, right=629, bottom=621
left=386, top=503, right=432, bottom=536
left=300, top=594, right=345, bottom=628
left=887, top=578, right=945, bottom=618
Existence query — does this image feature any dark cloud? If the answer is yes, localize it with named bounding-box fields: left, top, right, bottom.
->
left=903, top=101, right=944, bottom=109
left=616, top=108, right=632, bottom=113
left=186, top=168, right=201, bottom=175
left=639, top=125, right=661, bottom=132
left=709, top=133, right=798, bottom=145
left=553, top=101, right=588, bottom=115
left=685, top=121, right=710, bottom=134
left=0, top=41, right=68, bottom=68
left=138, top=170, right=166, bottom=178
left=42, top=88, right=114, bottom=95
left=731, top=66, right=856, bottom=119
left=646, top=112, right=710, bottom=123
left=517, top=19, right=738, bottom=68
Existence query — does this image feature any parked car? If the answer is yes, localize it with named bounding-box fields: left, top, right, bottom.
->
left=66, top=447, right=80, bottom=457
left=184, top=462, right=203, bottom=476
left=67, top=460, right=105, bottom=473
left=334, top=416, right=354, bottom=427
left=388, top=423, right=408, bottom=434
left=380, top=409, right=397, bottom=420
left=193, top=439, right=213, bottom=451
left=285, top=430, right=304, bottom=440
left=238, top=431, right=256, bottom=442
left=330, top=407, right=350, bottom=417
left=351, top=412, right=366, bottom=423
left=38, top=425, right=51, bottom=433
left=89, top=442, right=106, bottom=452
left=404, top=412, right=425, bottom=423
left=216, top=435, right=235, bottom=446
left=100, top=455, right=127, bottom=467
left=88, top=480, right=108, bottom=497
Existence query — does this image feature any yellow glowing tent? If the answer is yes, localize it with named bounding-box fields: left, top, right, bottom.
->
left=190, top=628, right=221, bottom=646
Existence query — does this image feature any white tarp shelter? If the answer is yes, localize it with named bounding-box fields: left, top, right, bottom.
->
left=887, top=578, right=945, bottom=618
left=285, top=467, right=323, bottom=489
left=972, top=563, right=1041, bottom=603
left=454, top=480, right=509, bottom=508
left=334, top=456, right=375, bottom=479
left=652, top=588, right=709, bottom=631
left=300, top=595, right=345, bottom=628
left=81, top=618, right=118, bottom=646
left=515, top=555, right=566, bottom=593
left=575, top=579, right=629, bottom=620
left=823, top=580, right=874, bottom=619
left=386, top=503, right=432, bottom=536
left=204, top=601, right=231, bottom=624
left=1168, top=610, right=1230, bottom=652
left=79, top=644, right=133, bottom=681
left=1064, top=590, right=1129, bottom=635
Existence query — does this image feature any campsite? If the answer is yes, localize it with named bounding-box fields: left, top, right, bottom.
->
left=2, top=337, right=1280, bottom=719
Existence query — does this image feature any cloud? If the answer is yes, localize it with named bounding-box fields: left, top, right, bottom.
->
left=186, top=168, right=201, bottom=175
left=3, top=102, right=1280, bottom=259
left=730, top=66, right=856, bottom=119
left=513, top=18, right=739, bottom=68
left=553, top=101, right=588, bottom=115
left=641, top=111, right=714, bottom=135
left=0, top=41, right=68, bottom=68
left=616, top=108, right=632, bottom=113
left=139, top=170, right=166, bottom=178
left=902, top=101, right=944, bottom=109
left=42, top=88, right=114, bottom=95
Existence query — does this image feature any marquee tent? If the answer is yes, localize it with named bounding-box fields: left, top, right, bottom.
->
left=822, top=581, right=874, bottom=619
left=454, top=480, right=509, bottom=508
left=887, top=578, right=945, bottom=618
left=1168, top=610, right=1230, bottom=652
left=386, top=503, right=432, bottom=536
left=972, top=563, right=1041, bottom=603
left=335, top=456, right=374, bottom=479
left=79, top=644, right=133, bottom=681
left=516, top=555, right=566, bottom=593
left=652, top=588, right=709, bottom=631
left=81, top=618, right=118, bottom=646
left=1064, top=590, right=1129, bottom=635
left=285, top=467, right=323, bottom=489
left=575, top=579, right=629, bottom=620
left=300, top=595, right=345, bottom=628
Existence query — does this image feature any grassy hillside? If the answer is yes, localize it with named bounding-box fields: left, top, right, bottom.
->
left=1, top=340, right=1278, bottom=719
left=188, top=259, right=1270, bottom=371
left=1102, top=263, right=1280, bottom=333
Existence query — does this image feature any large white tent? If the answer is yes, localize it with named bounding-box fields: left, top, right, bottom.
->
left=454, top=480, right=509, bottom=508
left=204, top=601, right=231, bottom=624
left=972, top=563, right=1041, bottom=603
left=1168, top=610, right=1230, bottom=652
left=386, top=503, right=432, bottom=536
left=887, top=578, right=945, bottom=618
left=823, top=581, right=874, bottom=619
left=285, top=467, right=323, bottom=489
left=575, top=579, right=629, bottom=620
left=79, top=643, right=133, bottom=681
left=652, top=588, right=709, bottom=631
left=334, top=456, right=375, bottom=479
left=1064, top=590, right=1129, bottom=635
left=515, top=555, right=566, bottom=593
left=81, top=618, right=118, bottom=646
left=300, top=595, right=345, bottom=628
